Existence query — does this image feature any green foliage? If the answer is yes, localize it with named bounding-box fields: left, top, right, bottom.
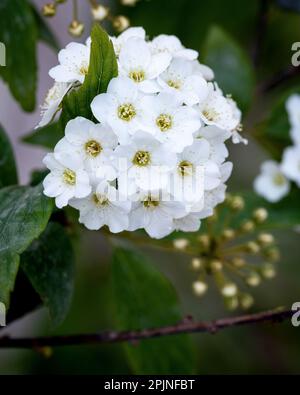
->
left=0, top=0, right=38, bottom=111
left=202, top=26, right=255, bottom=111
left=23, top=120, right=64, bottom=150
left=30, top=4, right=59, bottom=51
left=111, top=247, right=195, bottom=375
left=0, top=185, right=53, bottom=305
left=0, top=124, right=18, bottom=188
left=61, top=23, right=118, bottom=127
left=21, top=222, right=75, bottom=326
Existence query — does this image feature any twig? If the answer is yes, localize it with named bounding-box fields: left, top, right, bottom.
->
left=258, top=65, right=300, bottom=93
left=0, top=308, right=293, bottom=349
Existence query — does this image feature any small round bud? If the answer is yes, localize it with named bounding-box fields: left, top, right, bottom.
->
left=121, top=0, right=138, bottom=5
left=240, top=220, right=255, bottom=233
left=230, top=196, right=245, bottom=211
left=265, top=248, right=280, bottom=262
left=221, top=282, right=238, bottom=297
left=231, top=257, right=246, bottom=268
left=113, top=15, right=130, bottom=32
left=239, top=293, right=254, bottom=310
left=245, top=241, right=260, bottom=254
left=173, top=238, right=189, bottom=250
left=91, top=4, right=109, bottom=21
left=257, top=233, right=274, bottom=246
left=224, top=296, right=239, bottom=311
left=222, top=228, right=235, bottom=240
left=261, top=263, right=276, bottom=279
left=68, top=20, right=85, bottom=37
left=246, top=272, right=261, bottom=287
left=191, top=258, right=203, bottom=270
left=42, top=3, right=56, bottom=17
left=210, top=260, right=223, bottom=272
left=193, top=281, right=208, bottom=296
left=253, top=208, right=268, bottom=223
left=197, top=234, right=210, bottom=249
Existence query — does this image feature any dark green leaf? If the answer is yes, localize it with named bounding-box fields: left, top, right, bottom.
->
left=202, top=25, right=255, bottom=111
left=31, top=4, right=59, bottom=51
left=30, top=169, right=49, bottom=186
left=61, top=23, right=118, bottom=126
left=21, top=222, right=74, bottom=326
left=253, top=87, right=300, bottom=160
left=112, top=247, right=195, bottom=375
left=0, top=0, right=37, bottom=111
left=0, top=124, right=18, bottom=188
left=22, top=120, right=64, bottom=150
left=0, top=184, right=53, bottom=305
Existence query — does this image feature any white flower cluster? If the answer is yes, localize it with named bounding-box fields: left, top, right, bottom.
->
left=254, top=94, right=300, bottom=203
left=41, top=27, right=245, bottom=239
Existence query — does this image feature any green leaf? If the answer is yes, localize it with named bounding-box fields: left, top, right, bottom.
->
left=21, top=222, right=74, bottom=326
left=31, top=4, right=59, bottom=51
left=112, top=247, right=195, bottom=375
left=0, top=184, right=53, bottom=305
left=22, top=120, right=64, bottom=150
left=253, top=87, right=300, bottom=160
left=0, top=0, right=37, bottom=111
left=0, top=124, right=18, bottom=188
left=61, top=23, right=118, bottom=126
left=202, top=25, right=255, bottom=111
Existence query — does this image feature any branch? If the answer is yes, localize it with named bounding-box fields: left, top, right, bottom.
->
left=258, top=65, right=300, bottom=93
left=0, top=308, right=293, bottom=349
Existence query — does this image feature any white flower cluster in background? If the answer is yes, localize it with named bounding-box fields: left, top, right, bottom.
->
left=254, top=94, right=300, bottom=203
left=41, top=27, right=246, bottom=239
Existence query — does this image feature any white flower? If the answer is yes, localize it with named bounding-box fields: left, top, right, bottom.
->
left=36, top=82, right=71, bottom=129
left=173, top=212, right=202, bottom=232
left=198, top=84, right=240, bottom=132
left=55, top=117, right=118, bottom=180
left=91, top=77, right=142, bottom=144
left=194, top=125, right=230, bottom=164
left=49, top=42, right=90, bottom=84
left=227, top=96, right=248, bottom=145
left=139, top=92, right=201, bottom=152
left=254, top=160, right=290, bottom=202
left=281, top=146, right=300, bottom=187
left=110, top=27, right=146, bottom=57
left=158, top=58, right=209, bottom=106
left=192, top=60, right=214, bottom=81
left=128, top=190, right=187, bottom=239
left=150, top=34, right=198, bottom=60
left=70, top=180, right=131, bottom=232
left=286, top=94, right=300, bottom=145
left=43, top=152, right=91, bottom=208
left=114, top=131, right=177, bottom=193
left=118, top=37, right=171, bottom=93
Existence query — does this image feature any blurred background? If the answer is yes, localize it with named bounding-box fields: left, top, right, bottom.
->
left=0, top=0, right=299, bottom=374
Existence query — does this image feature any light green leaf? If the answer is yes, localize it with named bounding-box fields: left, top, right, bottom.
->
left=21, top=222, right=74, bottom=326
left=0, top=184, right=53, bottom=305
left=112, top=247, right=196, bottom=375
left=31, top=4, right=59, bottom=51
left=22, top=120, right=64, bottom=150
left=202, top=25, right=255, bottom=111
left=0, top=0, right=37, bottom=111
left=0, top=124, right=18, bottom=188
left=61, top=23, right=118, bottom=126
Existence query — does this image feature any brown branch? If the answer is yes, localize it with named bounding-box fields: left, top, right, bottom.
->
left=0, top=308, right=293, bottom=350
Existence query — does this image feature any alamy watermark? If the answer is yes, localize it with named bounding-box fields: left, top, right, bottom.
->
left=291, top=302, right=300, bottom=327
left=0, top=42, right=5, bottom=67
left=291, top=42, right=300, bottom=67
left=0, top=302, right=6, bottom=327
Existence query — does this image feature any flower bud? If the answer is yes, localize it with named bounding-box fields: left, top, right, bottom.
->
left=68, top=20, right=85, bottom=37
left=210, top=260, right=223, bottom=272
left=245, top=272, right=261, bottom=287
left=222, top=228, right=235, bottom=240
left=197, top=234, right=210, bottom=249
left=257, top=233, right=274, bottom=246
left=91, top=4, right=109, bottom=21
left=121, top=0, right=138, bottom=6
left=231, top=257, right=246, bottom=268
left=193, top=281, right=208, bottom=296
left=239, top=293, right=254, bottom=310
left=42, top=3, right=56, bottom=17
left=245, top=241, right=260, bottom=254
left=240, top=220, right=255, bottom=233
left=265, top=248, right=280, bottom=262
left=113, top=15, right=130, bottom=32
left=261, top=263, right=276, bottom=279
left=224, top=296, right=239, bottom=311
left=253, top=208, right=268, bottom=223
left=191, top=258, right=203, bottom=270
left=221, top=282, right=238, bottom=297
left=173, top=238, right=189, bottom=250
left=230, top=196, right=244, bottom=211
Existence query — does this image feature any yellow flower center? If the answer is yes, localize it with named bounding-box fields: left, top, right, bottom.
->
left=156, top=114, right=173, bottom=132
left=93, top=193, right=109, bottom=206
left=178, top=160, right=193, bottom=177
left=202, top=108, right=219, bottom=122
left=273, top=173, right=285, bottom=186
left=63, top=169, right=76, bottom=185
left=79, top=65, right=89, bottom=75
left=133, top=151, right=151, bottom=166
left=85, top=140, right=102, bottom=157
left=167, top=79, right=181, bottom=89
left=129, top=70, right=145, bottom=83
left=118, top=103, right=136, bottom=122
left=143, top=196, right=160, bottom=208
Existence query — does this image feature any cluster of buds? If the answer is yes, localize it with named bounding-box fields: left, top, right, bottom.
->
left=173, top=194, right=279, bottom=311
left=42, top=0, right=136, bottom=37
